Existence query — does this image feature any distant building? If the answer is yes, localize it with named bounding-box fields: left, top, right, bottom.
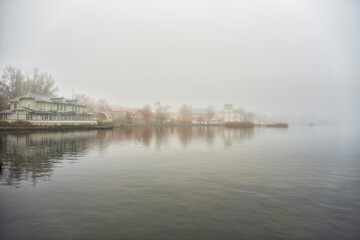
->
left=221, top=104, right=238, bottom=122
left=0, top=93, right=94, bottom=124
left=220, top=104, right=249, bottom=123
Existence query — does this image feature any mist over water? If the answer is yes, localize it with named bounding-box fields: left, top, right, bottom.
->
left=1, top=126, right=359, bottom=239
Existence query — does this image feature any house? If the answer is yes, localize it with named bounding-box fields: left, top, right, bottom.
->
left=0, top=93, right=95, bottom=124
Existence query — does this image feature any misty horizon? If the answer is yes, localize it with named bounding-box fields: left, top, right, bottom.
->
left=0, top=0, right=359, bottom=124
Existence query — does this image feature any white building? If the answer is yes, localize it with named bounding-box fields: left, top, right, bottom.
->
left=221, top=104, right=248, bottom=123
left=221, top=104, right=238, bottom=122
left=0, top=93, right=95, bottom=125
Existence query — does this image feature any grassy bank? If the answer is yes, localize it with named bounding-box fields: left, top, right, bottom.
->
left=0, top=120, right=113, bottom=131
left=0, top=120, right=33, bottom=127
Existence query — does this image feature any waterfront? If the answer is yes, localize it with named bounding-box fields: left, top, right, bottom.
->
left=0, top=126, right=359, bottom=239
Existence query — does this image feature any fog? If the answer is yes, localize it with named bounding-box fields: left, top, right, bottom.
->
left=0, top=0, right=359, bottom=124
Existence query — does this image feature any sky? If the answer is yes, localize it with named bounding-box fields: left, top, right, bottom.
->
left=0, top=0, right=359, bottom=124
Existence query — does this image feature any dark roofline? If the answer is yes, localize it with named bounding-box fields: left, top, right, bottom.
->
left=9, top=93, right=87, bottom=107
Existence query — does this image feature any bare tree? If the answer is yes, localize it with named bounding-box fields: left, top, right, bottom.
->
left=0, top=66, right=26, bottom=107
left=74, top=94, right=96, bottom=112
left=142, top=105, right=153, bottom=123
left=96, top=99, right=111, bottom=112
left=25, top=67, right=58, bottom=96
left=1, top=66, right=59, bottom=110
left=154, top=101, right=171, bottom=123
left=0, top=66, right=59, bottom=110
left=178, top=104, right=192, bottom=123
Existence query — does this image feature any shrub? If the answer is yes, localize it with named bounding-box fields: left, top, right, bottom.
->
left=0, top=120, right=32, bottom=127
left=97, top=120, right=104, bottom=125
left=0, top=120, right=10, bottom=126
left=11, top=120, right=32, bottom=126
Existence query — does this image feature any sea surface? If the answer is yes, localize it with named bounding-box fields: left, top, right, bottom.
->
left=0, top=126, right=359, bottom=239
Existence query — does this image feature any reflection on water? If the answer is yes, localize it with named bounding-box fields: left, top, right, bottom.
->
left=0, top=131, right=97, bottom=186
left=0, top=127, right=254, bottom=186
left=0, top=126, right=359, bottom=240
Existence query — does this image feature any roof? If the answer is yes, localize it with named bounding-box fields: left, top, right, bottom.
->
left=0, top=110, right=11, bottom=114
left=9, top=93, right=86, bottom=107
left=0, top=107, right=93, bottom=116
left=21, top=107, right=57, bottom=114
left=6, top=107, right=58, bottom=115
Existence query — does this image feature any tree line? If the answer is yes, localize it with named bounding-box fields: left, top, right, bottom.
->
left=0, top=66, right=255, bottom=123
left=134, top=102, right=216, bottom=124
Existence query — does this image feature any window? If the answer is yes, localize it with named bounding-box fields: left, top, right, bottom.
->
left=40, top=103, right=44, bottom=110
left=14, top=103, right=17, bottom=109
left=64, top=105, right=67, bottom=111
left=57, top=104, right=59, bottom=111
left=61, top=105, right=63, bottom=110
left=28, top=104, right=30, bottom=108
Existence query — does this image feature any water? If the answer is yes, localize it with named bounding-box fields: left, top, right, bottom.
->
left=0, top=126, right=359, bottom=239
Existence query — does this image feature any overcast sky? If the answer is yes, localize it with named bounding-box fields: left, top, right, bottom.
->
left=0, top=0, right=359, bottom=123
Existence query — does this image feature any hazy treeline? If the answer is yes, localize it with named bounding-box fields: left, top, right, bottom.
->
left=73, top=93, right=111, bottom=113
left=0, top=66, right=257, bottom=123
left=119, top=102, right=217, bottom=124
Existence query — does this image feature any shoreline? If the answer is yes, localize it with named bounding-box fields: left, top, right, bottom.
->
left=0, top=124, right=114, bottom=131
left=0, top=122, right=289, bottom=131
left=116, top=123, right=224, bottom=128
